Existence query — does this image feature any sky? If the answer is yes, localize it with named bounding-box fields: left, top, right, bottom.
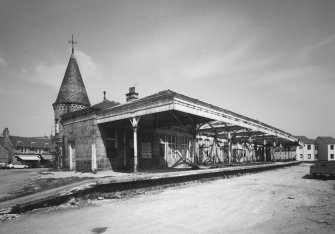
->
left=0, top=0, right=334, bottom=138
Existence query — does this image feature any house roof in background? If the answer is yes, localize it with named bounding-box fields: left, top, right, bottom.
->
left=316, top=136, right=335, bottom=144
left=295, top=136, right=315, bottom=144
left=9, top=136, right=52, bottom=149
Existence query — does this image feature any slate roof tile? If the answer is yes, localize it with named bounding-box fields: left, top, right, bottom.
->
left=54, top=53, right=90, bottom=106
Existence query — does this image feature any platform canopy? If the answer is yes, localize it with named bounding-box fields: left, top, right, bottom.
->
left=198, top=121, right=300, bottom=146
left=93, top=90, right=300, bottom=146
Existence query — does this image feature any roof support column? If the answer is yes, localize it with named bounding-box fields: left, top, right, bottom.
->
left=130, top=117, right=140, bottom=173
left=91, top=115, right=97, bottom=171
left=192, top=125, right=197, bottom=165
left=123, top=121, right=127, bottom=167
left=69, top=142, right=74, bottom=170
left=254, top=144, right=258, bottom=161
left=271, top=141, right=276, bottom=162
left=247, top=136, right=253, bottom=162
left=263, top=139, right=267, bottom=162
left=91, top=142, right=96, bottom=171
left=227, top=132, right=232, bottom=165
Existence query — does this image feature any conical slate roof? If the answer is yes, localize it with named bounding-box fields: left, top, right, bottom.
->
left=54, top=53, right=90, bottom=106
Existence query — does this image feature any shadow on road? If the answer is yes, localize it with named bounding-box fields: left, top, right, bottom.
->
left=302, top=174, right=335, bottom=181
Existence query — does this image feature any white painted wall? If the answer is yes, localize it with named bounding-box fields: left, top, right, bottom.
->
left=296, top=144, right=316, bottom=161
left=328, top=144, right=335, bottom=161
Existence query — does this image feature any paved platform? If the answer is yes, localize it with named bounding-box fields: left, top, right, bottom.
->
left=0, top=161, right=300, bottom=213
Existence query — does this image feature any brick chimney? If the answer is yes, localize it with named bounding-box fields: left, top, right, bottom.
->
left=126, top=86, right=138, bottom=102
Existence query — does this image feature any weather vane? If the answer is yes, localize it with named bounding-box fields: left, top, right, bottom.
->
left=68, top=34, right=77, bottom=54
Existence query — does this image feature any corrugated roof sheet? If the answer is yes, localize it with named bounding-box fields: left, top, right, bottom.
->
left=54, top=53, right=90, bottom=106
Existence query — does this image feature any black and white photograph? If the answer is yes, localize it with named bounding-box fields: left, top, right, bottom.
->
left=0, top=0, right=334, bottom=233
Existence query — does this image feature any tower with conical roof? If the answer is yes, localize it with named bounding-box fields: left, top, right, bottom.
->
left=53, top=35, right=91, bottom=136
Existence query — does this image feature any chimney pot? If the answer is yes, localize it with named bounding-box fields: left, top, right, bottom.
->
left=126, top=86, right=139, bottom=102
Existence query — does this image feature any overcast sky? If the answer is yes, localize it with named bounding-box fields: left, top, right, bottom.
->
left=0, top=0, right=334, bottom=138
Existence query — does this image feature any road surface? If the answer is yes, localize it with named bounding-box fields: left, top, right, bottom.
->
left=1, top=164, right=334, bottom=234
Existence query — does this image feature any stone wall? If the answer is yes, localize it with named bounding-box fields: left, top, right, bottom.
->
left=63, top=118, right=96, bottom=171
left=62, top=117, right=197, bottom=171
left=0, top=144, right=9, bottom=163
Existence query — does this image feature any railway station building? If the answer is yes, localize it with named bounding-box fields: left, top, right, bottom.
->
left=53, top=45, right=301, bottom=172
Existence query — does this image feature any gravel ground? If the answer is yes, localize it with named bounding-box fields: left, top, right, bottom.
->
left=0, top=168, right=128, bottom=202
left=1, top=164, right=334, bottom=234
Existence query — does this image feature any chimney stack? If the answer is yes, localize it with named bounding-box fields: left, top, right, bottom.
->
left=126, top=86, right=138, bottom=102
left=3, top=128, right=9, bottom=139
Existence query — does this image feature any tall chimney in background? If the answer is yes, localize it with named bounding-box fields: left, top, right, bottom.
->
left=3, top=128, right=9, bottom=140
left=126, top=87, right=139, bottom=102
left=2, top=128, right=13, bottom=163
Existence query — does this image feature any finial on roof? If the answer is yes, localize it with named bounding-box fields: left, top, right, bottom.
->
left=103, top=91, right=106, bottom=100
left=68, top=34, right=77, bottom=54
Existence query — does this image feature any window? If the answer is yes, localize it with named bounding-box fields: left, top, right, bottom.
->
left=307, top=145, right=311, bottom=150
left=331, top=145, right=334, bottom=150
left=307, top=154, right=311, bottom=159
left=331, top=154, right=334, bottom=159
left=300, top=154, right=303, bottom=159
left=106, top=127, right=117, bottom=158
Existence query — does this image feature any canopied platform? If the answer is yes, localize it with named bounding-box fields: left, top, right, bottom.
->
left=90, top=90, right=301, bottom=170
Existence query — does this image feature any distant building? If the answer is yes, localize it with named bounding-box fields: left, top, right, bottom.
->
left=315, top=137, right=335, bottom=161
left=0, top=128, right=54, bottom=167
left=295, top=136, right=317, bottom=161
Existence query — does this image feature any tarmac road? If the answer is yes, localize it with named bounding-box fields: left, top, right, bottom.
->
left=1, top=164, right=334, bottom=234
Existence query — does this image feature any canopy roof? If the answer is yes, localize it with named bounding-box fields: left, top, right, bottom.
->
left=62, top=90, right=299, bottom=145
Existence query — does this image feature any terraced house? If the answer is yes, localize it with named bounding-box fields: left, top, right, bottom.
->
left=295, top=136, right=317, bottom=161
left=315, top=136, right=335, bottom=161
left=0, top=128, right=53, bottom=167
left=53, top=39, right=301, bottom=172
